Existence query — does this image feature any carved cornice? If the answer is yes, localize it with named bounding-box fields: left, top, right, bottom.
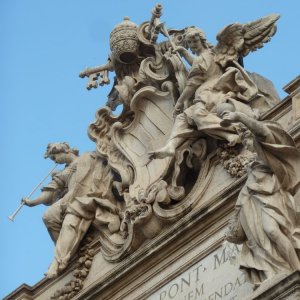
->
left=3, top=284, right=34, bottom=300
left=249, top=270, right=300, bottom=300
left=261, top=95, right=292, bottom=122
left=283, top=75, right=300, bottom=95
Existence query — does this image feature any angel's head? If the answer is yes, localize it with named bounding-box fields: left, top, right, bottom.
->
left=44, top=142, right=79, bottom=164
left=185, top=27, right=209, bottom=54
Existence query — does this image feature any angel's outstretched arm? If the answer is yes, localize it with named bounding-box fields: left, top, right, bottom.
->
left=22, top=190, right=59, bottom=207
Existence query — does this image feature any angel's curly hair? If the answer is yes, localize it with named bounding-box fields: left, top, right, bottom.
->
left=44, top=142, right=79, bottom=159
left=185, top=27, right=213, bottom=50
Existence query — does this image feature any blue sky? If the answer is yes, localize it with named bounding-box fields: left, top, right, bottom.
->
left=1, top=0, right=299, bottom=298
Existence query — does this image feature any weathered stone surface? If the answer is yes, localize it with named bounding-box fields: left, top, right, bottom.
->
left=6, top=5, right=300, bottom=300
left=284, top=76, right=300, bottom=125
left=149, top=244, right=253, bottom=300
left=249, top=270, right=300, bottom=300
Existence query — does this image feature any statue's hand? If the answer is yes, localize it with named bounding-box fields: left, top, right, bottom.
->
left=172, top=46, right=186, bottom=54
left=221, top=111, right=239, bottom=122
left=21, top=197, right=34, bottom=207
left=173, top=102, right=184, bottom=117
left=220, top=111, right=241, bottom=128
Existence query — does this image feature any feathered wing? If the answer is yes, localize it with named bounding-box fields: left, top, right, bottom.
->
left=214, top=14, right=280, bottom=67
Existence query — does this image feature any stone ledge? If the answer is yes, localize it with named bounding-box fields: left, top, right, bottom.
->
left=3, top=284, right=33, bottom=300
left=283, top=76, right=300, bottom=95
left=249, top=270, right=300, bottom=300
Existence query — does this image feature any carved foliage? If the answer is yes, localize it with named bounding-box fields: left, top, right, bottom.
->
left=50, top=235, right=95, bottom=300
left=216, top=143, right=255, bottom=177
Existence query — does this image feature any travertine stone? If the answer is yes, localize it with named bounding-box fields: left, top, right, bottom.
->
left=284, top=76, right=300, bottom=124
left=249, top=270, right=300, bottom=300
left=22, top=143, right=121, bottom=280
left=219, top=109, right=300, bottom=287
left=72, top=184, right=244, bottom=300
left=283, top=75, right=300, bottom=94
left=6, top=95, right=300, bottom=300
left=148, top=244, right=253, bottom=300
left=150, top=14, right=280, bottom=160
left=293, top=93, right=300, bottom=121
left=7, top=5, right=300, bottom=300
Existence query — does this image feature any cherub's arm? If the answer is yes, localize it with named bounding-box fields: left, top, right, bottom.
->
left=22, top=172, right=66, bottom=207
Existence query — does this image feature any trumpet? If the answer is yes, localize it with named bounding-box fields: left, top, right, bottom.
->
left=8, top=164, right=58, bottom=222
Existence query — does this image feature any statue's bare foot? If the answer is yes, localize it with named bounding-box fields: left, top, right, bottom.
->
left=149, top=145, right=175, bottom=159
left=227, top=134, right=241, bottom=147
left=45, top=259, right=59, bottom=279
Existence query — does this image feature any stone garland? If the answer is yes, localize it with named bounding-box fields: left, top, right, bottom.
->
left=216, top=143, right=254, bottom=178
left=50, top=235, right=95, bottom=300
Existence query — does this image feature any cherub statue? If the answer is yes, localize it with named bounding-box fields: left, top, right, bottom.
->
left=219, top=105, right=300, bottom=288
left=23, top=143, right=121, bottom=278
left=150, top=14, right=280, bottom=159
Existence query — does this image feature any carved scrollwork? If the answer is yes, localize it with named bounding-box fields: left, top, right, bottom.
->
left=152, top=150, right=219, bottom=220
left=139, top=55, right=169, bottom=85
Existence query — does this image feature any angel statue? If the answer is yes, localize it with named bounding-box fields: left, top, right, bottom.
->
left=150, top=14, right=280, bottom=159
left=22, top=142, right=121, bottom=278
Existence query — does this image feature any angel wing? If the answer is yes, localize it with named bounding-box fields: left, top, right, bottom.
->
left=214, top=14, right=280, bottom=67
